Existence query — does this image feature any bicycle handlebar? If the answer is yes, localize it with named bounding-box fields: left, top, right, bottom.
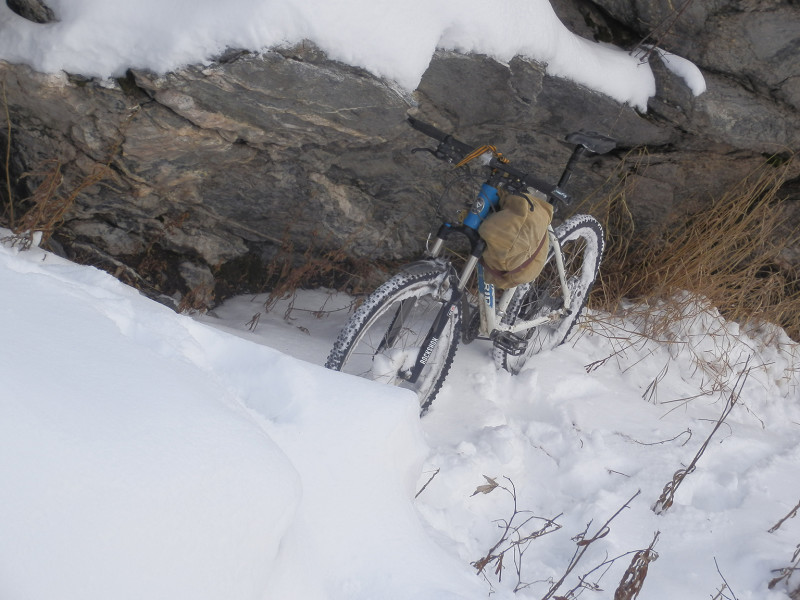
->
left=407, top=116, right=476, bottom=161
left=406, top=116, right=449, bottom=143
left=407, top=116, right=563, bottom=202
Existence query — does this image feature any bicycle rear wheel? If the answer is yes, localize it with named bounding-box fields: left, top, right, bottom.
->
left=326, top=267, right=461, bottom=414
left=494, top=215, right=604, bottom=374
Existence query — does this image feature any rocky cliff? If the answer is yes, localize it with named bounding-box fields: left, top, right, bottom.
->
left=1, top=0, right=798, bottom=307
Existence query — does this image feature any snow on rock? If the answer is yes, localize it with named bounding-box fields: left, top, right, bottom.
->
left=655, top=48, right=707, bottom=96
left=0, top=0, right=666, bottom=110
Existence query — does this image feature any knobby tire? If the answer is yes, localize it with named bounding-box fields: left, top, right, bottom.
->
left=325, top=269, right=461, bottom=414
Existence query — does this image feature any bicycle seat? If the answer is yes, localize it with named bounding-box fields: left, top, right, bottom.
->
left=565, top=131, right=617, bottom=155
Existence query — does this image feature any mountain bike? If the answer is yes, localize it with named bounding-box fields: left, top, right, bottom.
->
left=325, top=117, right=616, bottom=413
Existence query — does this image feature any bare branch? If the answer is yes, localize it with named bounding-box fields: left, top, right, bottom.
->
left=630, top=0, right=698, bottom=62
left=414, top=468, right=440, bottom=499
left=470, top=476, right=562, bottom=589
left=768, top=544, right=800, bottom=591
left=653, top=357, right=751, bottom=514
left=541, top=490, right=641, bottom=600
left=714, top=558, right=738, bottom=600
left=614, top=531, right=660, bottom=600
left=769, top=498, right=800, bottom=534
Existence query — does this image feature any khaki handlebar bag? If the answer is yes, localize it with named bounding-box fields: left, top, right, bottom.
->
left=478, top=188, right=554, bottom=289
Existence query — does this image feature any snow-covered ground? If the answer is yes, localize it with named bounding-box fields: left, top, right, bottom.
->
left=2, top=233, right=799, bottom=600
left=0, top=0, right=704, bottom=111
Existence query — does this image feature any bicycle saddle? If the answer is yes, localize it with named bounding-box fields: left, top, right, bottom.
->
left=565, top=131, right=617, bottom=155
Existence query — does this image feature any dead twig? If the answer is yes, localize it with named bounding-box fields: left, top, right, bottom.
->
left=414, top=468, right=440, bottom=499
left=653, top=357, right=752, bottom=514
left=613, top=531, right=660, bottom=600
left=768, top=544, right=800, bottom=592
left=623, top=428, right=692, bottom=447
left=714, top=557, right=739, bottom=600
left=630, top=0, right=697, bottom=62
left=469, top=476, right=562, bottom=590
left=769, top=499, right=800, bottom=534
left=245, top=312, right=261, bottom=332
left=541, top=490, right=641, bottom=600
left=642, top=362, right=669, bottom=403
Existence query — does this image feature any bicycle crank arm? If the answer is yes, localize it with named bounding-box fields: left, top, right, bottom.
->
left=400, top=290, right=462, bottom=385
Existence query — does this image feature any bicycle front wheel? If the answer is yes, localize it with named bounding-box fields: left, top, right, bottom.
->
left=325, top=267, right=461, bottom=414
left=494, top=214, right=604, bottom=374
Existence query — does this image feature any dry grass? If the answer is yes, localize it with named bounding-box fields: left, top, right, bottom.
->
left=1, top=98, right=138, bottom=249
left=262, top=239, right=382, bottom=319
left=2, top=81, right=13, bottom=228
left=176, top=283, right=216, bottom=314
left=6, top=160, right=110, bottom=249
left=585, top=154, right=800, bottom=342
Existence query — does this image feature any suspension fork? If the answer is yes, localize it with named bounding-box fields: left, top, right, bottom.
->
left=401, top=229, right=484, bottom=384
left=427, top=224, right=485, bottom=291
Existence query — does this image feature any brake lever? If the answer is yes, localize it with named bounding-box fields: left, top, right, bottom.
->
left=411, top=147, right=437, bottom=156
left=411, top=146, right=461, bottom=164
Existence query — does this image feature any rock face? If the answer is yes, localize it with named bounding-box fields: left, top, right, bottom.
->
left=1, top=0, right=799, bottom=307
left=6, top=0, right=54, bottom=23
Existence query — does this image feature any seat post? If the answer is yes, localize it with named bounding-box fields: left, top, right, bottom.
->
left=557, top=146, right=588, bottom=190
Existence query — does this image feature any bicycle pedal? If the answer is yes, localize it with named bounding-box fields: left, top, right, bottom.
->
left=490, top=331, right=527, bottom=356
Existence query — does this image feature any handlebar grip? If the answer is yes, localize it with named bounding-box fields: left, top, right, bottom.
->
left=407, top=116, right=449, bottom=142
left=407, top=116, right=476, bottom=160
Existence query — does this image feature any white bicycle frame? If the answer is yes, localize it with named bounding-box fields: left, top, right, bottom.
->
left=474, top=225, right=571, bottom=338
left=428, top=224, right=572, bottom=340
